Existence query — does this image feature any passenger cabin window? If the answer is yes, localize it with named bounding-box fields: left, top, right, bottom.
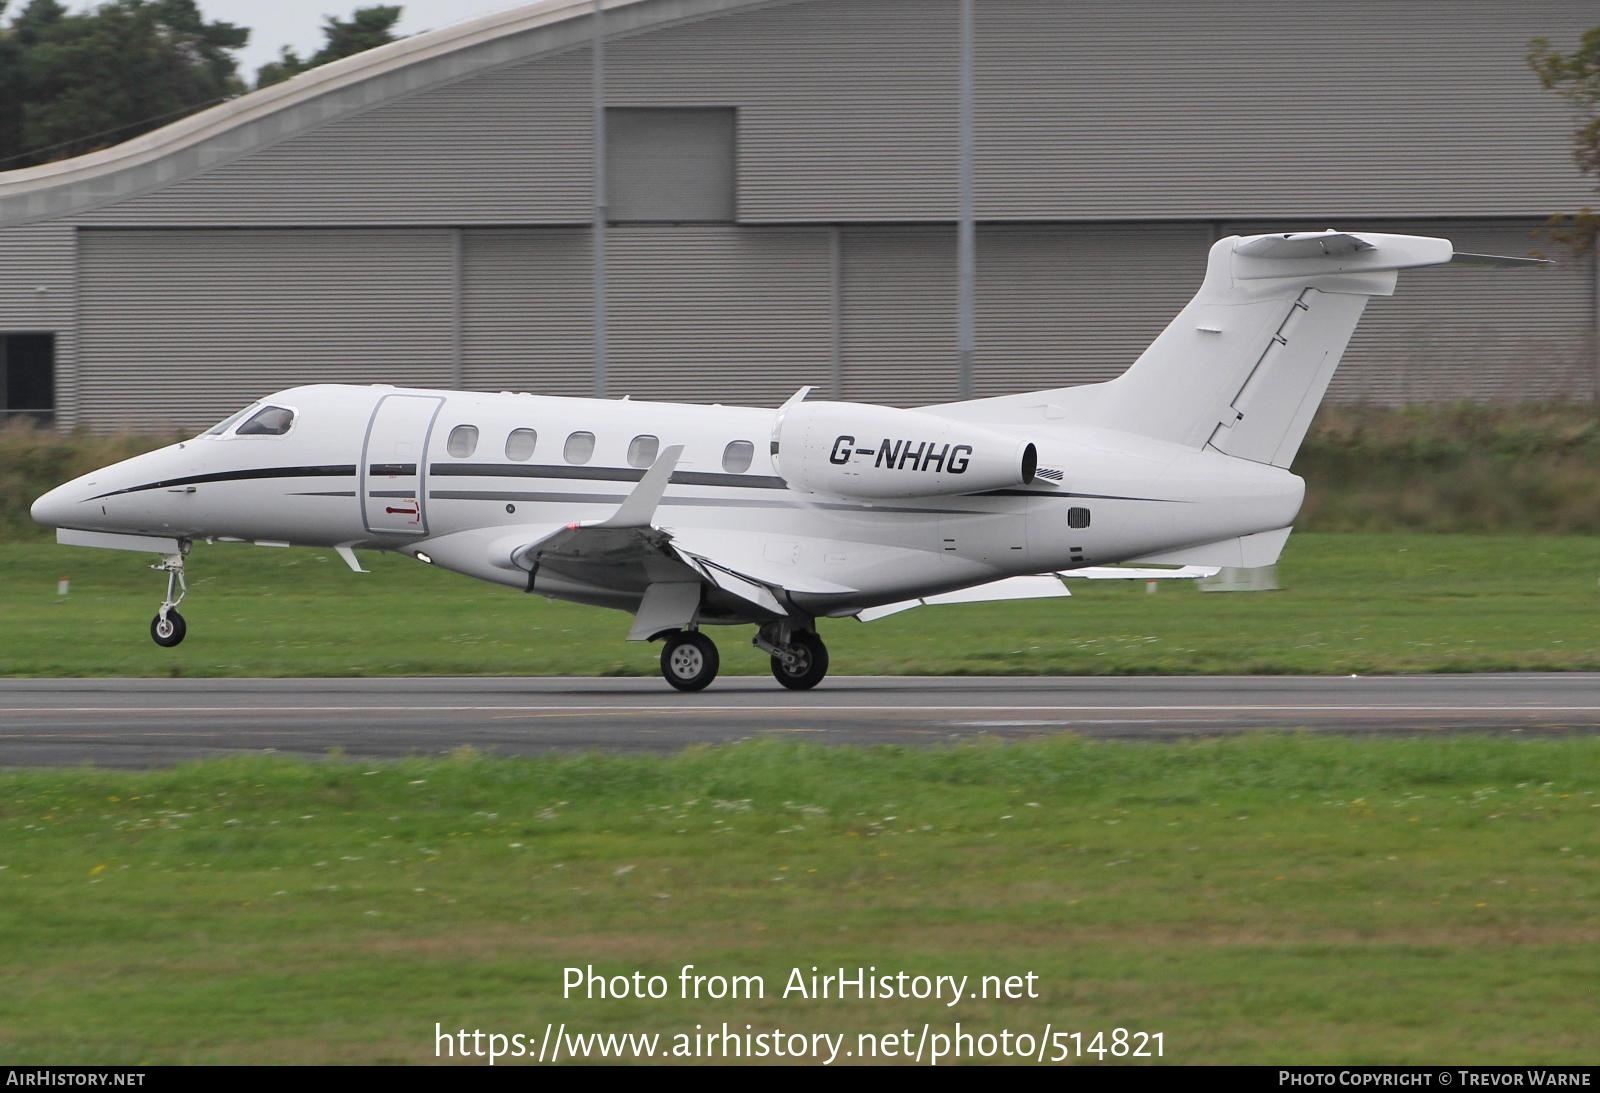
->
left=564, top=431, right=595, bottom=465
left=627, top=434, right=659, bottom=468
left=447, top=424, right=479, bottom=458
left=236, top=405, right=295, bottom=436
left=505, top=428, right=537, bottom=461
left=722, top=439, right=754, bottom=474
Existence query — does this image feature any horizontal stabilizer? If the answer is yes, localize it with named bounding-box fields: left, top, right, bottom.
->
left=1233, top=231, right=1375, bottom=259
left=1448, top=252, right=1552, bottom=270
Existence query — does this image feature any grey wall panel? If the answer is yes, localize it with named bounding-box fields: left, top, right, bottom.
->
left=462, top=225, right=832, bottom=405
left=0, top=224, right=78, bottom=427
left=605, top=226, right=832, bottom=404
left=609, top=0, right=1594, bottom=223
left=462, top=228, right=593, bottom=396
left=841, top=224, right=1208, bottom=404
left=77, top=229, right=456, bottom=431
left=1223, top=220, right=1596, bottom=403
left=52, top=0, right=1597, bottom=228
left=974, top=0, right=1595, bottom=221
left=608, top=108, right=737, bottom=222
left=839, top=228, right=959, bottom=404
left=75, top=54, right=594, bottom=227
left=973, top=224, right=1212, bottom=396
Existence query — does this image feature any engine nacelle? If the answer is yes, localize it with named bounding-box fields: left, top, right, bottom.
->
left=772, top=400, right=1037, bottom=499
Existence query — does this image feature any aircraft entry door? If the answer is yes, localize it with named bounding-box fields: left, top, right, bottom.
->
left=361, top=393, right=443, bottom=536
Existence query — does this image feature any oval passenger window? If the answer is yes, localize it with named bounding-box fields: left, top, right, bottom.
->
left=447, top=424, right=479, bottom=458
left=722, top=439, right=754, bottom=474
left=505, top=428, right=537, bottom=461
left=565, top=431, right=596, bottom=465
left=627, top=434, right=660, bottom=468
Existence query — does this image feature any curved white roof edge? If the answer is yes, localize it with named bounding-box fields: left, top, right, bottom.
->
left=0, top=0, right=765, bottom=217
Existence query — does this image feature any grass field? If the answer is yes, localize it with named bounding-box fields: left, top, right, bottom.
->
left=1, top=533, right=1596, bottom=677
left=0, top=736, right=1594, bottom=1064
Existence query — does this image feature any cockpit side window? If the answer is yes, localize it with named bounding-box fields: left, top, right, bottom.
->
left=202, top=404, right=258, bottom=437
left=236, top=405, right=295, bottom=436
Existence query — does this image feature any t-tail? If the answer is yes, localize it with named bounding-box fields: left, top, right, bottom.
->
left=1048, top=229, right=1543, bottom=468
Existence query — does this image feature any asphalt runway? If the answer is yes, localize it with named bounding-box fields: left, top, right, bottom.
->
left=0, top=673, right=1597, bottom=767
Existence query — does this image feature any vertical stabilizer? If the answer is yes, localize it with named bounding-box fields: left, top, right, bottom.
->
left=1051, top=230, right=1454, bottom=467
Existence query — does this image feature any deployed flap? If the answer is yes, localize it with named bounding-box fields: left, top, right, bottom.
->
left=666, top=527, right=859, bottom=596
left=1130, top=526, right=1293, bottom=569
left=857, top=574, right=1070, bottom=623
left=627, top=582, right=701, bottom=641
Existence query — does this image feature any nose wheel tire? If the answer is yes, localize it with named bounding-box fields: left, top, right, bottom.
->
left=660, top=630, right=719, bottom=692
left=150, top=610, right=187, bottom=648
left=771, top=630, right=828, bottom=690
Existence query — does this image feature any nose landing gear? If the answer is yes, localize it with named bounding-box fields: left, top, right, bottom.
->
left=149, top=548, right=189, bottom=648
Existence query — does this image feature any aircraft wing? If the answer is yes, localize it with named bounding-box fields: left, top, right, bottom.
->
left=505, top=446, right=855, bottom=636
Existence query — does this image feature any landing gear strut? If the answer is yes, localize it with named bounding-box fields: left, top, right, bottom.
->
left=149, top=547, right=189, bottom=648
left=660, top=630, right=719, bottom=691
left=756, top=622, right=830, bottom=691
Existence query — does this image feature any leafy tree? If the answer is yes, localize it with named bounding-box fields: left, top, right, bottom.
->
left=1529, top=28, right=1600, bottom=251
left=0, top=0, right=248, bottom=169
left=256, top=6, right=403, bottom=89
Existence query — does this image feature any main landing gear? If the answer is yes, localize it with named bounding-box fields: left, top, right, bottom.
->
left=660, top=630, right=719, bottom=692
left=766, top=630, right=829, bottom=691
left=655, top=624, right=832, bottom=692
left=149, top=548, right=189, bottom=648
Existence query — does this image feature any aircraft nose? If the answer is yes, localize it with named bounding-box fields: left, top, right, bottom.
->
left=30, top=483, right=78, bottom=529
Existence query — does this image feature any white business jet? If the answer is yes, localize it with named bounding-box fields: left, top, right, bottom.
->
left=31, top=230, right=1536, bottom=690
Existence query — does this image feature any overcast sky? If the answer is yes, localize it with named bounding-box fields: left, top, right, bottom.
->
left=192, top=2, right=533, bottom=82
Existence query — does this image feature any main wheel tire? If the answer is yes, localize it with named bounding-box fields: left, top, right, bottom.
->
left=660, top=630, right=719, bottom=692
left=771, top=630, right=829, bottom=690
left=150, top=609, right=187, bottom=648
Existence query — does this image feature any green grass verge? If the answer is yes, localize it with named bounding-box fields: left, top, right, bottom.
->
left=0, top=736, right=1595, bottom=1064
left=2, top=533, right=1597, bottom=677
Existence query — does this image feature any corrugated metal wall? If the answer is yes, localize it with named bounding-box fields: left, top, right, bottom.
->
left=76, top=53, right=594, bottom=227
left=0, top=224, right=77, bottom=427
left=462, top=226, right=833, bottom=405
left=840, top=224, right=1209, bottom=403
left=68, top=0, right=1595, bottom=228
left=20, top=0, right=1600, bottom=426
left=461, top=228, right=592, bottom=396
left=66, top=219, right=1599, bottom=430
left=77, top=229, right=457, bottom=430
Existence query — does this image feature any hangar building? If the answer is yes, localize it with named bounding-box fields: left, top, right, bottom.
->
left=0, top=0, right=1595, bottom=431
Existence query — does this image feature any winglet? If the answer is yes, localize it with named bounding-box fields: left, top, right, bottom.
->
left=594, top=444, right=684, bottom=529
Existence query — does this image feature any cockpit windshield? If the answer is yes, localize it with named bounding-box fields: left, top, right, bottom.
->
left=236, top=405, right=296, bottom=436
left=200, top=404, right=258, bottom=438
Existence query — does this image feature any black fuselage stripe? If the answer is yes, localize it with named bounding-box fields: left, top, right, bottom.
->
left=88, top=465, right=359, bottom=500
left=88, top=463, right=1182, bottom=508
left=429, top=463, right=789, bottom=490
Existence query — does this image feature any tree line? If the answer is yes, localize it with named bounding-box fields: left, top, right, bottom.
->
left=0, top=0, right=402, bottom=170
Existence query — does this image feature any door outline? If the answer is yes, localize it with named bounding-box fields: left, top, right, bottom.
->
left=360, top=393, right=444, bottom=536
